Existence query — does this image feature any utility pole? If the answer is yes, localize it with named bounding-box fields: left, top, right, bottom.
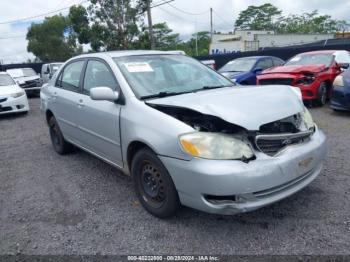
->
left=210, top=7, right=213, bottom=40
left=146, top=0, right=155, bottom=50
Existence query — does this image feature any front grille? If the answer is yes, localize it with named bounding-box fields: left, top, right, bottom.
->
left=255, top=131, right=313, bottom=156
left=0, top=106, right=12, bottom=112
left=20, top=79, right=41, bottom=89
left=259, top=78, right=293, bottom=85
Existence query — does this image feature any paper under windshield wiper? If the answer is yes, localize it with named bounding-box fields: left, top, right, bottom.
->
left=140, top=91, right=192, bottom=100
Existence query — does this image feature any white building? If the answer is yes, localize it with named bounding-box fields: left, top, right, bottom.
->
left=210, top=30, right=334, bottom=55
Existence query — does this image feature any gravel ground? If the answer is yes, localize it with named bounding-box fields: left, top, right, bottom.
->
left=0, top=98, right=350, bottom=255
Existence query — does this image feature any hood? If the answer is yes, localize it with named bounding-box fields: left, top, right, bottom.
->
left=147, top=85, right=303, bottom=130
left=0, top=85, right=23, bottom=96
left=14, top=75, right=40, bottom=83
left=262, top=64, right=326, bottom=75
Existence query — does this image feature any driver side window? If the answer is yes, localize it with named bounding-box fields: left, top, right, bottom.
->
left=83, top=60, right=118, bottom=95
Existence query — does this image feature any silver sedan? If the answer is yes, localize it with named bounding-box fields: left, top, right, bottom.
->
left=40, top=51, right=327, bottom=218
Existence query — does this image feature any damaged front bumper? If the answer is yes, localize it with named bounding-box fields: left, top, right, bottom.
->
left=159, top=128, right=327, bottom=215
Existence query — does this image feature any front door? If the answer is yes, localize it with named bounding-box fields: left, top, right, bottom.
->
left=75, top=59, right=123, bottom=167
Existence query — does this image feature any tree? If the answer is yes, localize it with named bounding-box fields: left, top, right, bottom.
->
left=235, top=3, right=282, bottom=30
left=178, top=31, right=210, bottom=56
left=69, top=0, right=141, bottom=51
left=235, top=4, right=347, bottom=34
left=275, top=11, right=348, bottom=34
left=136, top=22, right=180, bottom=50
left=26, top=15, right=82, bottom=62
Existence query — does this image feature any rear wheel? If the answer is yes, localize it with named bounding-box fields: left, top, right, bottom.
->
left=48, top=116, right=73, bottom=155
left=131, top=148, right=180, bottom=218
left=315, top=82, right=327, bottom=106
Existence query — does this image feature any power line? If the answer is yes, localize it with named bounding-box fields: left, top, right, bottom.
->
left=0, top=35, right=26, bottom=40
left=166, top=3, right=209, bottom=16
left=151, top=0, right=175, bottom=9
left=0, top=0, right=88, bottom=25
left=212, top=9, right=233, bottom=29
left=157, top=6, right=211, bottom=26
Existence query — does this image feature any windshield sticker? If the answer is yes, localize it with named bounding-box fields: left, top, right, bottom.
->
left=124, top=62, right=154, bottom=73
left=290, top=56, right=301, bottom=62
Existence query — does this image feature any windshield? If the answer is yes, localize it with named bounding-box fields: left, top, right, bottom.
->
left=21, top=68, right=37, bottom=77
left=50, top=63, right=63, bottom=74
left=285, top=54, right=334, bottom=67
left=0, top=74, right=15, bottom=86
left=114, top=55, right=233, bottom=99
left=219, top=58, right=257, bottom=72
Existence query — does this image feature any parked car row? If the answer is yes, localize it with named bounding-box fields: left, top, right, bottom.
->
left=216, top=50, right=350, bottom=110
left=0, top=62, right=63, bottom=116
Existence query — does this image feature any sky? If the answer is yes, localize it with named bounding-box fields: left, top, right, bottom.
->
left=0, top=0, right=349, bottom=64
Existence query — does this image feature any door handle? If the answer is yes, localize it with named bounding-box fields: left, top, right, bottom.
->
left=52, top=92, right=58, bottom=101
left=77, top=99, right=84, bottom=108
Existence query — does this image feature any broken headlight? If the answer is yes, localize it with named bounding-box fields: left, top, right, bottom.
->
left=302, top=107, right=315, bottom=130
left=296, top=75, right=315, bottom=85
left=179, top=132, right=254, bottom=160
left=333, top=75, right=344, bottom=87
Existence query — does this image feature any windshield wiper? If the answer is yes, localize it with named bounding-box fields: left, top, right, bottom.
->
left=140, top=91, right=193, bottom=100
left=199, top=85, right=233, bottom=91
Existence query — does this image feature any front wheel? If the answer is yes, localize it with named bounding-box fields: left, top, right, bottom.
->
left=131, top=148, right=180, bottom=218
left=315, top=82, right=327, bottom=106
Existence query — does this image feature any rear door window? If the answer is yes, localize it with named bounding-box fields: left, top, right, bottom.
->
left=273, top=58, right=284, bottom=66
left=255, top=58, right=273, bottom=70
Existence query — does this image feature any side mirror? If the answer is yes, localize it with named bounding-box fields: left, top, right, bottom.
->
left=253, top=68, right=263, bottom=74
left=45, top=68, right=50, bottom=74
left=90, top=87, right=119, bottom=102
left=338, top=63, right=349, bottom=69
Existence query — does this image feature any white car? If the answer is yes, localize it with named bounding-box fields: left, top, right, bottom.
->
left=0, top=72, right=29, bottom=115
left=6, top=68, right=43, bottom=96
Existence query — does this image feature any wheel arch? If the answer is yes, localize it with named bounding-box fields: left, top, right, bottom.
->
left=45, top=109, right=54, bottom=124
left=126, top=140, right=156, bottom=172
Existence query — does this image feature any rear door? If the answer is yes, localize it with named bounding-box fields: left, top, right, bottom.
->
left=50, top=59, right=86, bottom=143
left=75, top=58, right=123, bottom=167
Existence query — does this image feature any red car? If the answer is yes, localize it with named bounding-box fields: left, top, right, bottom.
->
left=257, top=50, right=350, bottom=106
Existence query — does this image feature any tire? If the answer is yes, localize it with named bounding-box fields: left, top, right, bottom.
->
left=48, top=116, right=73, bottom=155
left=315, top=82, right=327, bottom=106
left=131, top=148, right=180, bottom=218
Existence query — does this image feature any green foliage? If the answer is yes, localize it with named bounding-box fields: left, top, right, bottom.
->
left=235, top=4, right=348, bottom=34
left=26, top=15, right=82, bottom=62
left=178, top=31, right=210, bottom=56
left=136, top=23, right=180, bottom=50
left=275, top=11, right=349, bottom=33
left=69, top=0, right=140, bottom=51
left=235, top=3, right=282, bottom=30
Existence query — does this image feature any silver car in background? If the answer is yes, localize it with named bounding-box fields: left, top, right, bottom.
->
left=41, top=63, right=63, bottom=84
left=40, top=51, right=327, bottom=218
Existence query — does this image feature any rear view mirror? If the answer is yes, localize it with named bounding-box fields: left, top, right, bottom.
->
left=338, top=63, right=349, bottom=69
left=90, top=87, right=119, bottom=102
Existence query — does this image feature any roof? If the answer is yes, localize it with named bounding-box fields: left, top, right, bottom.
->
left=298, top=50, right=340, bottom=55
left=75, top=50, right=185, bottom=59
left=234, top=56, right=280, bottom=59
